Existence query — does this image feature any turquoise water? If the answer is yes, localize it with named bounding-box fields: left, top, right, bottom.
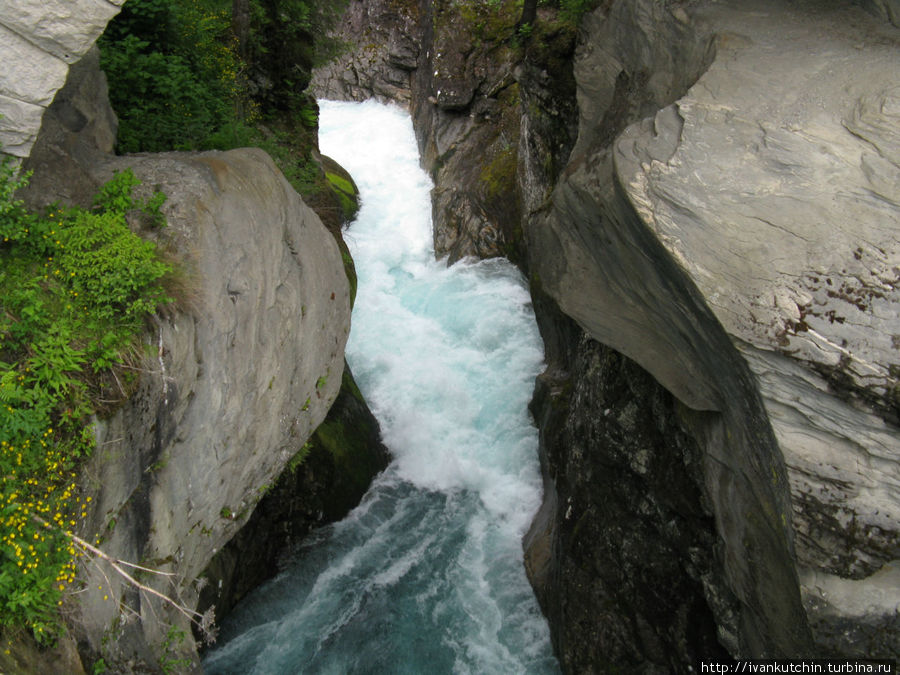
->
left=203, top=100, right=558, bottom=675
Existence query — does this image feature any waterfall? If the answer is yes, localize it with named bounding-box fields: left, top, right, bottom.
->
left=203, top=100, right=558, bottom=675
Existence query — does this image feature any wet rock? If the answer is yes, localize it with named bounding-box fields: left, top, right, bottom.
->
left=529, top=0, right=899, bottom=661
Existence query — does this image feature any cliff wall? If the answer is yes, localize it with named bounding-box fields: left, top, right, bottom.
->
left=312, top=0, right=899, bottom=667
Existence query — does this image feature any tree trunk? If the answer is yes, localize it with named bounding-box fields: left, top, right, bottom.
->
left=517, top=0, right=538, bottom=31
left=232, top=0, right=251, bottom=61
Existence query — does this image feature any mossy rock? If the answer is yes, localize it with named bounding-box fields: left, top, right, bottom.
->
left=308, top=366, right=388, bottom=506
left=321, top=154, right=360, bottom=224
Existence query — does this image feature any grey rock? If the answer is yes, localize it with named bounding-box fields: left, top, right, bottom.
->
left=526, top=326, right=738, bottom=670
left=801, top=563, right=900, bottom=655
left=19, top=46, right=117, bottom=206
left=855, top=0, right=900, bottom=27
left=0, top=93, right=45, bottom=157
left=612, top=0, right=900, bottom=651
left=0, top=0, right=124, bottom=159
left=528, top=0, right=899, bottom=660
left=0, top=23, right=69, bottom=106
left=0, top=0, right=126, bottom=63
left=71, top=147, right=350, bottom=668
left=616, top=2, right=900, bottom=414
left=198, top=363, right=390, bottom=625
left=308, top=0, right=419, bottom=104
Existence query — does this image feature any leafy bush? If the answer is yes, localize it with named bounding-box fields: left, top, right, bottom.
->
left=0, top=162, right=172, bottom=643
left=99, top=0, right=350, bottom=153
left=99, top=0, right=240, bottom=152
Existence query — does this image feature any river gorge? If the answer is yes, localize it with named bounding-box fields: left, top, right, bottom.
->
left=204, top=100, right=558, bottom=674
left=0, top=0, right=897, bottom=672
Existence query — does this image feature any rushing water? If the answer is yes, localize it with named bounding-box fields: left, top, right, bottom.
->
left=203, top=100, right=558, bottom=675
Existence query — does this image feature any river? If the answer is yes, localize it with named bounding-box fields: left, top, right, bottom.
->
left=203, top=99, right=558, bottom=675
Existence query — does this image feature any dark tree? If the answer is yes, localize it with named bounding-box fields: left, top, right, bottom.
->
left=232, top=0, right=251, bottom=60
left=517, top=0, right=538, bottom=31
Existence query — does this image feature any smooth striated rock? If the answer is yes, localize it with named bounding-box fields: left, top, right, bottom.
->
left=616, top=2, right=900, bottom=416
left=801, top=563, right=900, bottom=655
left=739, top=343, right=899, bottom=577
left=0, top=94, right=45, bottom=156
left=65, top=146, right=351, bottom=669
left=611, top=0, right=900, bottom=654
left=0, top=0, right=125, bottom=63
left=0, top=23, right=69, bottom=106
left=198, top=365, right=390, bottom=624
left=523, top=0, right=822, bottom=664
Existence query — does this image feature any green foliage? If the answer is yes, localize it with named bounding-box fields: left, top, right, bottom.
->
left=324, top=171, right=358, bottom=222
left=452, top=0, right=520, bottom=41
left=0, top=162, right=172, bottom=643
left=159, top=626, right=191, bottom=673
left=243, top=0, right=350, bottom=92
left=97, top=0, right=353, bottom=153
left=558, top=0, right=594, bottom=23
left=98, top=0, right=345, bottom=213
left=201, top=119, right=324, bottom=201
left=480, top=145, right=517, bottom=199
left=99, top=0, right=241, bottom=152
left=287, top=441, right=313, bottom=473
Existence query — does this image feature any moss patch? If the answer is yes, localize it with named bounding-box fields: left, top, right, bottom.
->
left=310, top=368, right=386, bottom=497
left=325, top=171, right=359, bottom=222
left=480, top=145, right=517, bottom=199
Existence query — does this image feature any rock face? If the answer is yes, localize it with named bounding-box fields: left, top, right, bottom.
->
left=16, top=46, right=357, bottom=671
left=0, top=0, right=124, bottom=160
left=309, top=0, right=419, bottom=104
left=311, top=0, right=569, bottom=265
left=523, top=0, right=900, bottom=664
left=856, top=0, right=900, bottom=26
left=313, top=0, right=900, bottom=667
left=603, top=0, right=900, bottom=655
left=71, top=146, right=350, bottom=669
left=198, top=366, right=390, bottom=623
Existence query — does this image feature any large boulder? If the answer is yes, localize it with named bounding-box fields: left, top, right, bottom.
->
left=614, top=0, right=900, bottom=652
left=18, top=48, right=353, bottom=670
left=70, top=146, right=350, bottom=669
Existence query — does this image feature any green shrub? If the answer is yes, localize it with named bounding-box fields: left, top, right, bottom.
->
left=0, top=162, right=172, bottom=643
left=99, top=0, right=240, bottom=152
